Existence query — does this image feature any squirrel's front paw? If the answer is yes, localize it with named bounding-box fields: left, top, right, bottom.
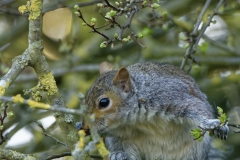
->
left=200, top=119, right=220, bottom=130
left=215, top=123, right=229, bottom=140
left=200, top=119, right=229, bottom=140
left=109, top=152, right=136, bottom=160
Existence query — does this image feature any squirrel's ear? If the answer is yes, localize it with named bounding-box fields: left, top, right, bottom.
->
left=100, top=62, right=113, bottom=75
left=113, top=67, right=131, bottom=92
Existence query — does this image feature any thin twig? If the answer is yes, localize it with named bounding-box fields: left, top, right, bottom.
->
left=180, top=0, right=225, bottom=71
left=227, top=123, right=240, bottom=133
left=0, top=96, right=86, bottom=116
left=180, top=0, right=212, bottom=70
left=76, top=9, right=110, bottom=41
left=44, top=152, right=71, bottom=160
left=192, top=0, right=212, bottom=36
left=95, top=22, right=112, bottom=29
left=104, top=0, right=120, bottom=11
left=118, top=7, right=137, bottom=40
left=0, top=95, right=108, bottom=159
left=0, top=103, right=8, bottom=145
left=228, top=123, right=240, bottom=129
left=202, top=34, right=238, bottom=55
left=35, top=121, right=68, bottom=147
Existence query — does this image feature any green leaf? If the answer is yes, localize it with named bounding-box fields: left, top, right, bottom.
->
left=196, top=136, right=203, bottom=142
left=191, top=128, right=201, bottom=137
left=217, top=106, right=228, bottom=124
left=219, top=113, right=227, bottom=124
left=217, top=106, right=223, bottom=114
left=190, top=128, right=203, bottom=142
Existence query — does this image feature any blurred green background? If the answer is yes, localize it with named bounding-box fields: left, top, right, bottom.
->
left=0, top=0, right=240, bottom=159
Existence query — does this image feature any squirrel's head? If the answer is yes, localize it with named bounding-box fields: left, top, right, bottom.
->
left=85, top=62, right=135, bottom=135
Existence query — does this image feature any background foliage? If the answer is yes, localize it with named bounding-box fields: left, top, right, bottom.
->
left=0, top=0, right=240, bottom=159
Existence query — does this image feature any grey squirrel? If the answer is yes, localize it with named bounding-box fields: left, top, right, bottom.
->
left=85, top=62, right=229, bottom=160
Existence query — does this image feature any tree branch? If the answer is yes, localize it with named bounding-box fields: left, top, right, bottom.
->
left=0, top=0, right=79, bottom=153
left=192, top=0, right=212, bottom=36
left=44, top=152, right=71, bottom=160
left=202, top=34, right=238, bottom=55
left=180, top=0, right=225, bottom=71
left=0, top=149, right=40, bottom=160
left=35, top=121, right=68, bottom=147
left=0, top=94, right=109, bottom=159
left=104, top=0, right=120, bottom=11
left=0, top=103, right=8, bottom=145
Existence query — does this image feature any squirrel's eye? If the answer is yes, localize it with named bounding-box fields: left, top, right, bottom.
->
left=99, top=98, right=110, bottom=109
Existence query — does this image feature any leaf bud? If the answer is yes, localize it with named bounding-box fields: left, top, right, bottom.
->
left=74, top=5, right=80, bottom=10
left=162, top=11, right=168, bottom=17
left=114, top=33, right=118, bottom=39
left=91, top=17, right=97, bottom=26
left=100, top=42, right=107, bottom=48
left=0, top=125, right=4, bottom=130
left=109, top=10, right=117, bottom=17
left=74, top=12, right=80, bottom=16
left=122, top=38, right=130, bottom=43
left=142, top=1, right=147, bottom=6
left=138, top=33, right=143, bottom=38
left=7, top=111, right=14, bottom=118
left=152, top=3, right=160, bottom=9
left=184, top=43, right=189, bottom=49
left=115, top=2, right=120, bottom=6
left=97, top=3, right=104, bottom=8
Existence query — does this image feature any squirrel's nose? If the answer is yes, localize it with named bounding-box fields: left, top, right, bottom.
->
left=75, top=122, right=83, bottom=130
left=75, top=121, right=91, bottom=135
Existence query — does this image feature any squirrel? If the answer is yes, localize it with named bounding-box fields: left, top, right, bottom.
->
left=85, top=61, right=229, bottom=160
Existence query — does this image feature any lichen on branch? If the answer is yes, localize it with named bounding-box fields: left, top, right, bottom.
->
left=0, top=81, right=9, bottom=96
left=0, top=149, right=40, bottom=160
left=18, top=0, right=43, bottom=20
left=13, top=94, right=51, bottom=109
left=24, top=72, right=58, bottom=101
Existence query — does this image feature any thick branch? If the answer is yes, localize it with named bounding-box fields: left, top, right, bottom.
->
left=0, top=0, right=79, bottom=152
left=0, top=149, right=40, bottom=160
left=44, top=152, right=71, bottom=160
left=0, top=50, right=29, bottom=96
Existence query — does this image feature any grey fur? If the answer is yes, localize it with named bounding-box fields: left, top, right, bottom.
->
left=85, top=62, right=227, bottom=160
